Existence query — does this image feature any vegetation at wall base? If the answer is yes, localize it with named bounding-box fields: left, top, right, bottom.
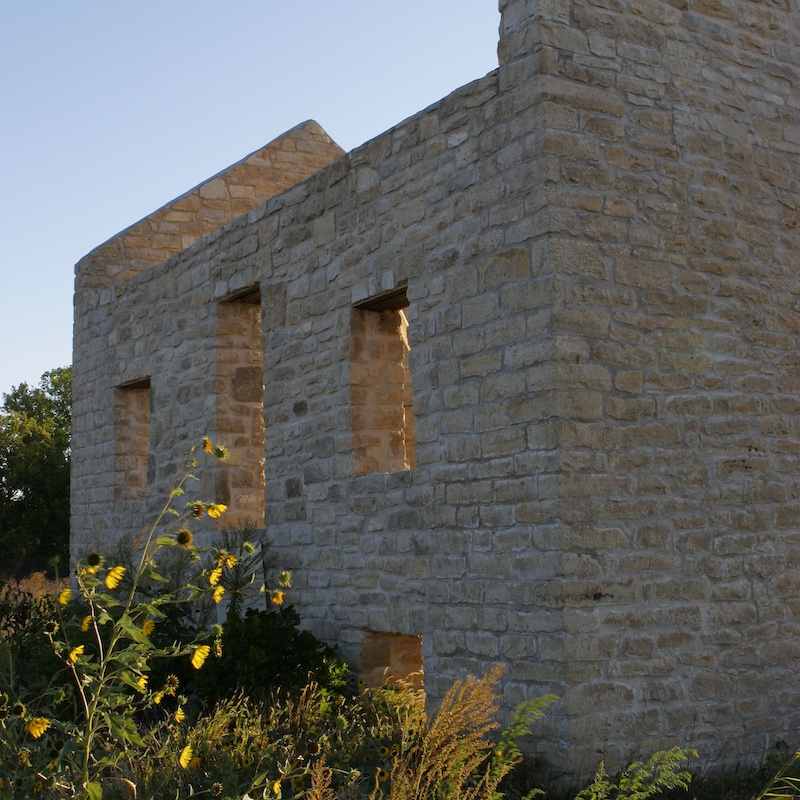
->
left=0, top=440, right=793, bottom=799
left=0, top=560, right=792, bottom=800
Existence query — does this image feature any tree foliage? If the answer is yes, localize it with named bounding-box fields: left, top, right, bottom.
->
left=0, top=367, right=71, bottom=575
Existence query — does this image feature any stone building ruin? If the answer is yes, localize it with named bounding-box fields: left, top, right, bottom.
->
left=73, top=0, right=800, bottom=778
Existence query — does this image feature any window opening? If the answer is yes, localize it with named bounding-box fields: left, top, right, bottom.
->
left=350, top=288, right=416, bottom=475
left=115, top=378, right=151, bottom=502
left=216, top=286, right=265, bottom=527
left=361, top=631, right=424, bottom=690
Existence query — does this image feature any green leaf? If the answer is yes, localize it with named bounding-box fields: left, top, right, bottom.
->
left=170, top=487, right=185, bottom=498
left=105, top=712, right=146, bottom=748
left=85, top=781, right=103, bottom=800
left=116, top=613, right=151, bottom=645
left=142, top=568, right=169, bottom=583
left=156, top=536, right=176, bottom=546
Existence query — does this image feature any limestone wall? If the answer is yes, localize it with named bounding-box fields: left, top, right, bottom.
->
left=512, top=0, right=800, bottom=773
left=72, top=0, right=800, bottom=780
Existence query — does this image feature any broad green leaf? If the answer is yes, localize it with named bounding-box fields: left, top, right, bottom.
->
left=170, top=487, right=185, bottom=498
left=156, top=536, right=176, bottom=546
left=105, top=712, right=146, bottom=747
left=142, top=568, right=169, bottom=583
left=117, top=613, right=150, bottom=645
left=85, top=781, right=103, bottom=800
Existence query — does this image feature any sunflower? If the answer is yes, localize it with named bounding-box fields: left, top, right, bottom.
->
left=26, top=718, right=51, bottom=739
left=178, top=746, right=193, bottom=769
left=105, top=565, right=126, bottom=589
left=176, top=528, right=194, bottom=548
left=57, top=588, right=72, bottom=606
left=190, top=645, right=211, bottom=670
left=68, top=645, right=85, bottom=663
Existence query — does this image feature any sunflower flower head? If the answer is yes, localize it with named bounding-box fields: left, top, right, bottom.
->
left=176, top=528, right=194, bottom=548
left=188, top=501, right=205, bottom=518
left=26, top=718, right=51, bottom=739
left=68, top=645, right=85, bottom=663
left=57, top=588, right=72, bottom=606
left=81, top=615, right=92, bottom=632
left=105, top=565, right=126, bottom=590
left=85, top=553, right=103, bottom=573
left=141, top=619, right=155, bottom=637
left=190, top=645, right=211, bottom=670
left=271, top=590, right=285, bottom=606
left=178, top=745, right=193, bottom=769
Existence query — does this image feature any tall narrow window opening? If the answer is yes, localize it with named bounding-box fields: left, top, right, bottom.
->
left=350, top=288, right=416, bottom=476
left=216, top=286, right=265, bottom=528
left=115, top=378, right=151, bottom=502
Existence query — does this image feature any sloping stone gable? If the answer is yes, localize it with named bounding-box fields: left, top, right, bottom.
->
left=73, top=0, right=800, bottom=778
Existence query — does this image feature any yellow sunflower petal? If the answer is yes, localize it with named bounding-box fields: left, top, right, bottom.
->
left=68, top=645, right=85, bottom=663
left=208, top=567, right=223, bottom=586
left=26, top=718, right=51, bottom=739
left=203, top=438, right=214, bottom=454
left=174, top=707, right=186, bottom=723
left=213, top=585, right=225, bottom=604
left=81, top=615, right=92, bottom=632
left=105, top=565, right=126, bottom=590
left=57, top=588, right=72, bottom=606
left=190, top=644, right=211, bottom=670
left=141, top=619, right=155, bottom=637
left=178, top=745, right=193, bottom=769
left=207, top=503, right=227, bottom=519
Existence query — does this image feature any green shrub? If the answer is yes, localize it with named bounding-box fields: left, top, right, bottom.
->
left=191, top=604, right=347, bottom=705
left=573, top=748, right=696, bottom=800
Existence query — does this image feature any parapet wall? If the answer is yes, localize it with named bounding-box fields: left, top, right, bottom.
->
left=75, top=121, right=345, bottom=290
left=72, top=0, right=800, bottom=780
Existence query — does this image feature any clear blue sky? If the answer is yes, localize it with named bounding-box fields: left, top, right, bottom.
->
left=0, top=1, right=500, bottom=399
